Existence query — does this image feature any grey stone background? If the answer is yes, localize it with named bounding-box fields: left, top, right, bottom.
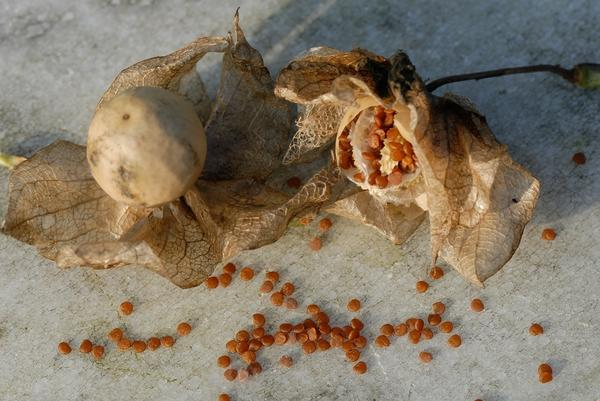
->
left=1, top=0, right=599, bottom=400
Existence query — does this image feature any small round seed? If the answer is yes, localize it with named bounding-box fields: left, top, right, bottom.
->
left=117, top=338, right=132, bottom=351
left=318, top=323, right=331, bottom=335
left=261, top=335, right=274, bottom=347
left=274, top=332, right=288, bottom=345
left=448, top=334, right=462, bottom=348
left=419, top=351, right=433, bottom=363
left=265, top=271, right=279, bottom=282
left=319, top=218, right=333, bottom=232
left=248, top=361, right=262, bottom=375
left=217, top=355, right=231, bottom=368
left=394, top=323, right=408, bottom=336
left=279, top=323, right=293, bottom=333
left=218, top=273, right=232, bottom=288
left=177, top=322, right=192, bottom=336
left=223, top=262, right=236, bottom=275
left=471, top=298, right=485, bottom=312
left=380, top=324, right=394, bottom=336
left=58, top=342, right=72, bottom=355
left=252, top=327, right=265, bottom=339
left=353, top=361, right=367, bottom=375
left=279, top=355, right=293, bottom=367
left=92, top=345, right=105, bottom=360
left=132, top=340, right=147, bottom=353
left=350, top=318, right=364, bottom=331
left=204, top=276, right=219, bottom=289
left=529, top=323, right=544, bottom=336
left=439, top=321, right=454, bottom=333
left=147, top=337, right=161, bottom=351
left=318, top=339, right=331, bottom=351
left=353, top=336, right=367, bottom=349
left=432, top=302, right=446, bottom=315
left=307, top=304, right=321, bottom=315
left=259, top=280, right=274, bottom=293
left=281, top=282, right=295, bottom=296
left=428, top=314, right=442, bottom=326
left=408, top=330, right=421, bottom=344
left=235, top=341, right=249, bottom=354
left=541, top=228, right=557, bottom=240
left=240, top=267, right=255, bottom=281
left=160, top=336, right=175, bottom=348
left=120, top=301, right=134, bottom=315
left=252, top=313, right=266, bottom=327
left=302, top=340, right=317, bottom=354
left=270, top=292, right=285, bottom=306
left=108, top=328, right=123, bottom=342
left=218, top=394, right=231, bottom=401
left=375, top=335, right=390, bottom=348
left=241, top=350, right=256, bottom=364
left=414, top=319, right=424, bottom=331
left=539, top=370, right=553, bottom=383
left=347, top=299, right=361, bottom=312
left=346, top=348, right=361, bottom=362
left=416, top=281, right=429, bottom=293
left=309, top=237, right=322, bottom=251
left=422, top=328, right=433, bottom=340
left=248, top=339, right=262, bottom=352
left=307, top=327, right=318, bottom=341
left=429, top=266, right=444, bottom=280
left=572, top=152, right=586, bottom=165
left=79, top=339, right=93, bottom=353
left=224, top=368, right=237, bottom=381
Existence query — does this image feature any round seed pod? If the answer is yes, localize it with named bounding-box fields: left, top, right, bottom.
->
left=87, top=86, right=207, bottom=207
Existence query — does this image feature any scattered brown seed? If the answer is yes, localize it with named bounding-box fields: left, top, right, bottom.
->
left=319, top=218, right=333, bottom=232
left=281, top=282, right=295, bottom=296
left=539, top=370, right=553, bottom=383
left=347, top=299, right=361, bottom=312
left=161, top=336, right=175, bottom=348
left=307, top=327, right=318, bottom=341
left=538, top=363, right=552, bottom=374
left=419, top=351, right=433, bottom=363
left=225, top=339, right=237, bottom=353
left=317, top=339, right=331, bottom=351
left=252, top=327, right=265, bottom=339
left=261, top=335, right=274, bottom=347
left=380, top=324, right=394, bottom=336
left=235, top=341, right=249, bottom=354
left=236, top=369, right=248, bottom=382
left=108, top=328, right=124, bottom=342
left=406, top=318, right=417, bottom=330
left=422, top=328, right=433, bottom=340
left=319, top=323, right=331, bottom=335
left=117, top=338, right=132, bottom=351
left=471, top=298, right=485, bottom=312
left=265, top=271, right=279, bottom=282
left=302, top=341, right=317, bottom=354
left=408, top=330, right=421, bottom=344
left=241, top=350, right=256, bottom=364
left=541, top=228, right=557, bottom=241
left=309, top=237, right=322, bottom=251
left=132, top=340, right=147, bottom=353
left=304, top=319, right=317, bottom=329
left=353, top=361, right=367, bottom=375
left=448, top=334, right=462, bottom=348
left=342, top=340, right=354, bottom=351
left=429, top=266, right=444, bottom=280
left=279, top=355, right=293, bottom=367
left=58, top=342, right=72, bottom=355
left=218, top=273, right=232, bottom=288
left=259, top=280, right=273, bottom=293
left=315, top=312, right=329, bottom=325
left=270, top=292, right=285, bottom=306
left=218, top=394, right=231, bottom=401
left=414, top=319, right=424, bottom=331
left=274, top=332, right=288, bottom=345
left=248, top=339, right=262, bottom=352
left=223, top=262, right=236, bottom=275
left=529, top=323, right=544, bottom=336
left=439, top=321, right=454, bottom=333
left=307, top=304, right=321, bottom=315
left=279, top=323, right=293, bottom=333
left=177, top=322, right=192, bottom=336
left=416, top=280, right=429, bottom=293
left=394, top=323, right=408, bottom=336
left=224, top=368, right=237, bottom=381
left=375, top=335, right=390, bottom=348
left=350, top=318, right=364, bottom=331
left=287, top=176, right=302, bottom=189
left=353, top=336, right=367, bottom=349
left=572, top=152, right=586, bottom=165
left=240, top=267, right=255, bottom=281
left=147, top=337, right=161, bottom=351
left=432, top=302, right=446, bottom=315
left=248, top=361, right=262, bottom=375
left=346, top=348, right=361, bottom=362
left=297, top=333, right=309, bottom=344
left=252, top=313, right=266, bottom=328
left=79, top=339, right=93, bottom=354
left=217, top=355, right=231, bottom=368
left=92, top=345, right=105, bottom=360
left=204, top=276, right=219, bottom=289
left=428, top=314, right=442, bottom=326
left=120, top=301, right=134, bottom=316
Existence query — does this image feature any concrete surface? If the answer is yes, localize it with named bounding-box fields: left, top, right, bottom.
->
left=1, top=0, right=600, bottom=400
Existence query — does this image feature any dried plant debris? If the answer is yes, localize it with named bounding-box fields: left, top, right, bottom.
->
left=275, top=48, right=540, bottom=285
left=1, top=14, right=350, bottom=288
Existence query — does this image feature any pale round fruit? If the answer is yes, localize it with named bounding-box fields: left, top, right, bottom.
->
left=87, top=86, right=206, bottom=207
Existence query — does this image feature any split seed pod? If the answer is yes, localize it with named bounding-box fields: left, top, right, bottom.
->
left=275, top=48, right=540, bottom=285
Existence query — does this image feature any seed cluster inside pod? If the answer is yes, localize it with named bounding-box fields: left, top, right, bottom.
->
left=337, top=105, right=418, bottom=190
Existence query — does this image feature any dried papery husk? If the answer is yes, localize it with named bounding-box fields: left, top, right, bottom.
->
left=276, top=48, right=540, bottom=285
left=1, top=14, right=353, bottom=288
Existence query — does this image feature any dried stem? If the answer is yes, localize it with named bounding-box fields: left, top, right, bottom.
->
left=426, top=64, right=575, bottom=92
